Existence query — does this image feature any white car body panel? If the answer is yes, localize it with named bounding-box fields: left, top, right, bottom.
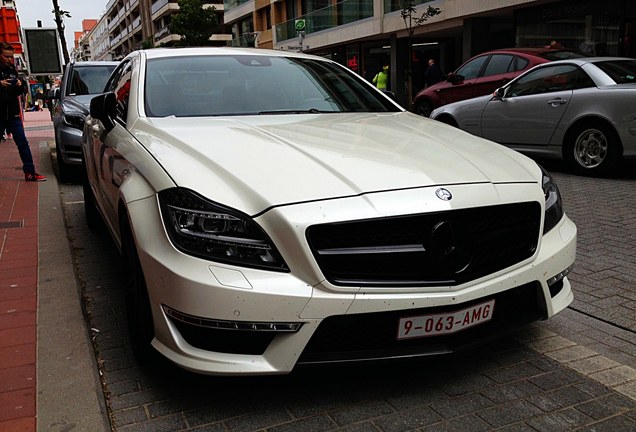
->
left=82, top=47, right=576, bottom=375
left=130, top=113, right=539, bottom=215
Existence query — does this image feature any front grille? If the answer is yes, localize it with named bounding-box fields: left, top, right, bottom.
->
left=298, top=282, right=545, bottom=364
left=306, top=202, right=541, bottom=287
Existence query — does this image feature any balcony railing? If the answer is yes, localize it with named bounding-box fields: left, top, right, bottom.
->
left=223, top=0, right=250, bottom=12
left=132, top=16, right=142, bottom=30
left=155, top=26, right=171, bottom=40
left=384, top=0, right=434, bottom=14
left=275, top=0, right=373, bottom=42
left=151, top=0, right=171, bottom=15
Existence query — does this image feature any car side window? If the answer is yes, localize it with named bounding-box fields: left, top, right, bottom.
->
left=483, top=55, right=514, bottom=77
left=571, top=69, right=596, bottom=89
left=512, top=56, right=529, bottom=72
left=506, top=65, right=579, bottom=97
left=455, top=55, right=488, bottom=80
left=110, top=60, right=133, bottom=124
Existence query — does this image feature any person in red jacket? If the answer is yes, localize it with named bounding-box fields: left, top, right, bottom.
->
left=0, top=42, right=45, bottom=181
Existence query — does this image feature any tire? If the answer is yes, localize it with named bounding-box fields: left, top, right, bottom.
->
left=121, top=216, right=156, bottom=364
left=564, top=122, right=620, bottom=176
left=415, top=100, right=434, bottom=117
left=82, top=165, right=101, bottom=230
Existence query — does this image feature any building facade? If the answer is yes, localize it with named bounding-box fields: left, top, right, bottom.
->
left=223, top=0, right=636, bottom=107
left=61, top=0, right=636, bottom=108
left=101, top=0, right=231, bottom=60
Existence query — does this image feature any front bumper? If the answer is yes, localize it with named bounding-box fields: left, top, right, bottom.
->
left=128, top=185, right=576, bottom=376
left=55, top=123, right=83, bottom=165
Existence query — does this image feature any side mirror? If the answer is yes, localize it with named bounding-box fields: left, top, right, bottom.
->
left=449, top=74, right=465, bottom=85
left=89, top=92, right=117, bottom=133
left=446, top=72, right=455, bottom=82
left=493, top=87, right=506, bottom=99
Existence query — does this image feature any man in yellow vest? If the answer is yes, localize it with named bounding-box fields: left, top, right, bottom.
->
left=373, top=65, right=389, bottom=92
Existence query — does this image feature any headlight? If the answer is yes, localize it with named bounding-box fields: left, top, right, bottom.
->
left=541, top=167, right=564, bottom=234
left=62, top=112, right=85, bottom=130
left=159, top=188, right=289, bottom=272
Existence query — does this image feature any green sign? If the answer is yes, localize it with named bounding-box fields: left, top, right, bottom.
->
left=295, top=19, right=306, bottom=32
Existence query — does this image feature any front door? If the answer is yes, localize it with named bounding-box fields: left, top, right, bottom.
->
left=480, top=64, right=579, bottom=146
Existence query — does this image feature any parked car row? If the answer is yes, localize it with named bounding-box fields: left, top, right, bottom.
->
left=430, top=57, right=636, bottom=176
left=412, top=47, right=588, bottom=117
left=77, top=47, right=576, bottom=375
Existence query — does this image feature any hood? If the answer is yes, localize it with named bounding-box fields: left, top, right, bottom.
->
left=132, top=112, right=538, bottom=214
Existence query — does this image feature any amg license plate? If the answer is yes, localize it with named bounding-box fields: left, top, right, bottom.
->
left=397, top=300, right=495, bottom=339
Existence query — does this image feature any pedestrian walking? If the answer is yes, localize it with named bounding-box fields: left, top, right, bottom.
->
left=0, top=42, right=46, bottom=181
left=34, top=89, right=45, bottom=111
left=373, top=65, right=390, bottom=91
left=423, top=58, right=444, bottom=87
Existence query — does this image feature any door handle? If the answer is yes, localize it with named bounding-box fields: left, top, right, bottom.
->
left=548, top=98, right=567, bottom=106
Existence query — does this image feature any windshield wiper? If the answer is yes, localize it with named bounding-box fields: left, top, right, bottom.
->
left=257, top=108, right=334, bottom=115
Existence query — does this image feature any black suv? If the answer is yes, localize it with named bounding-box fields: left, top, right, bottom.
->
left=53, top=61, right=118, bottom=182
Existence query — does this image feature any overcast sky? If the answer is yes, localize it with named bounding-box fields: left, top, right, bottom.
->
left=17, top=0, right=109, bottom=52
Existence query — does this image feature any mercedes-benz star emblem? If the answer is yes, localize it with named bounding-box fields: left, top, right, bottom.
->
left=429, top=220, right=473, bottom=274
left=435, top=188, right=452, bottom=201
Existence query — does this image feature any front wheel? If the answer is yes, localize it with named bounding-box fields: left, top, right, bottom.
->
left=564, top=122, right=620, bottom=176
left=414, top=100, right=434, bottom=117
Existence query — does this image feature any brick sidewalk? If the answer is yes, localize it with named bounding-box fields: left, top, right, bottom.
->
left=0, top=110, right=52, bottom=432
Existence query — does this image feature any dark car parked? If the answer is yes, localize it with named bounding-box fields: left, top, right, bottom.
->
left=53, top=60, right=118, bottom=182
left=412, top=47, right=587, bottom=117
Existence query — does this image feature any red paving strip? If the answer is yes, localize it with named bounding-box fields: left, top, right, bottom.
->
left=0, top=111, right=48, bottom=432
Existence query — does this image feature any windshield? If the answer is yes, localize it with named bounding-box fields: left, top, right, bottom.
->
left=69, top=65, right=117, bottom=95
left=593, top=59, right=636, bottom=84
left=144, top=55, right=399, bottom=117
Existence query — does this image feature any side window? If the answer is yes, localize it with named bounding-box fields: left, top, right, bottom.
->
left=483, top=55, right=514, bottom=77
left=507, top=65, right=579, bottom=97
left=455, top=55, right=488, bottom=80
left=572, top=69, right=595, bottom=89
left=512, top=56, right=529, bottom=72
left=112, top=60, right=133, bottom=123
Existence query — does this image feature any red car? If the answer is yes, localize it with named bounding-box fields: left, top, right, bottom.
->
left=413, top=47, right=587, bottom=117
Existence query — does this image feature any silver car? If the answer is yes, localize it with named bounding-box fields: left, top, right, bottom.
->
left=430, top=57, right=636, bottom=176
left=53, top=61, right=118, bottom=182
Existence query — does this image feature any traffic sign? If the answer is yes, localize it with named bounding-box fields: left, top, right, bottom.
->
left=294, top=19, right=306, bottom=32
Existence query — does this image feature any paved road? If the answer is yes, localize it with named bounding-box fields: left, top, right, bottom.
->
left=51, top=151, right=636, bottom=432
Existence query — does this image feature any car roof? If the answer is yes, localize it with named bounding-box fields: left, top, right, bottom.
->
left=477, top=47, right=587, bottom=57
left=70, top=61, right=119, bottom=67
left=531, top=56, right=632, bottom=66
left=138, top=47, right=330, bottom=62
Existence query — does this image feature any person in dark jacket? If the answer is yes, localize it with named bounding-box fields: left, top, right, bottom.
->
left=423, top=58, right=445, bottom=87
left=0, top=42, right=45, bottom=181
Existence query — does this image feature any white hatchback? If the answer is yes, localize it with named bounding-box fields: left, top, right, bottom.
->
left=82, top=47, right=576, bottom=375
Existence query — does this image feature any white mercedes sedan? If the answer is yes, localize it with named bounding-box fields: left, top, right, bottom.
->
left=81, top=47, right=576, bottom=375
